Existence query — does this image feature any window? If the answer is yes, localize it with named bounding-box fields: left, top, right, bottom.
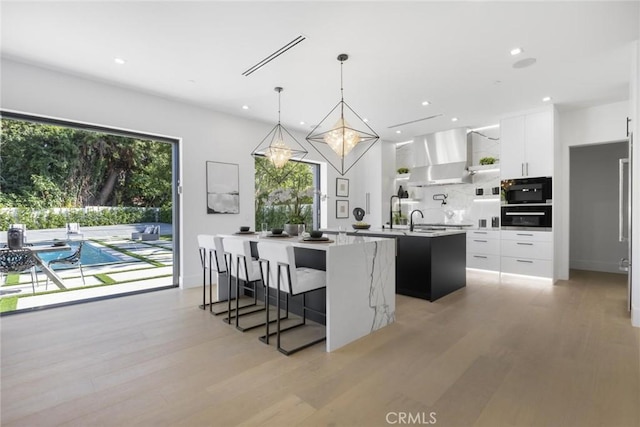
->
left=254, top=157, right=321, bottom=232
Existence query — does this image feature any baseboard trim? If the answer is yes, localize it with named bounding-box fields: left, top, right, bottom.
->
left=570, top=259, right=626, bottom=274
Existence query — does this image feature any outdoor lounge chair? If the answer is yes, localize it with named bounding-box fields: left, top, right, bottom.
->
left=132, top=225, right=160, bottom=241
left=66, top=222, right=84, bottom=240
left=47, top=241, right=85, bottom=288
left=0, top=248, right=39, bottom=294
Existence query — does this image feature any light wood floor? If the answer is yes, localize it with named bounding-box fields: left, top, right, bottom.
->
left=1, top=269, right=638, bottom=427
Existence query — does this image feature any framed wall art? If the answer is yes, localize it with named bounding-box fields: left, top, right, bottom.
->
left=336, top=177, right=349, bottom=197
left=206, top=161, right=239, bottom=214
left=336, top=199, right=349, bottom=218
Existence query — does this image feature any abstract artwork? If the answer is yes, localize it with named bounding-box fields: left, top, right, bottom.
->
left=206, top=161, right=239, bottom=214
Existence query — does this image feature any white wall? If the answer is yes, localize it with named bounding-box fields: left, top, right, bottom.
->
left=0, top=58, right=388, bottom=288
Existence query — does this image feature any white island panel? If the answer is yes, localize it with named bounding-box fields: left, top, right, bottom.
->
left=326, top=238, right=396, bottom=352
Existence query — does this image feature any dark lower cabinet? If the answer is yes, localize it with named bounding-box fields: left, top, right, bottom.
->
left=395, top=233, right=466, bottom=301
left=344, top=231, right=467, bottom=302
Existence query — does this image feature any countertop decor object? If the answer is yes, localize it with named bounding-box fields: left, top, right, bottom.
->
left=302, top=237, right=332, bottom=242
left=267, top=233, right=290, bottom=238
left=310, top=230, right=324, bottom=238
left=305, top=54, right=380, bottom=176
left=352, top=223, right=371, bottom=230
left=251, top=87, right=308, bottom=177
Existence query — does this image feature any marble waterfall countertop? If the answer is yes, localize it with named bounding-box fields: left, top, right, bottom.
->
left=218, top=233, right=396, bottom=352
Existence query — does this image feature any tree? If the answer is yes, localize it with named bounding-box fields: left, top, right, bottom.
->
left=0, top=119, right=172, bottom=209
left=254, top=157, right=315, bottom=230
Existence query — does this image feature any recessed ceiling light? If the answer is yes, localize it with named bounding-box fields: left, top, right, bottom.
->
left=395, top=130, right=402, bottom=134
left=300, top=121, right=305, bottom=125
left=510, top=47, right=523, bottom=56
left=513, top=58, right=537, bottom=69
left=363, top=118, right=369, bottom=123
left=114, top=57, right=126, bottom=65
left=542, top=96, right=552, bottom=102
left=421, top=101, right=431, bottom=106
left=451, top=117, right=459, bottom=122
left=242, top=105, right=250, bottom=110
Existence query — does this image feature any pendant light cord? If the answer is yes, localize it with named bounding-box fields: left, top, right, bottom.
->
left=340, top=59, right=344, bottom=102
left=278, top=90, right=281, bottom=125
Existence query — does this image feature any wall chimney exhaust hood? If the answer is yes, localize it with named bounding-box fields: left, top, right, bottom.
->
left=407, top=128, right=471, bottom=186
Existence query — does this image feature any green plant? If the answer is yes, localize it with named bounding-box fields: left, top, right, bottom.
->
left=479, top=157, right=497, bottom=165
left=266, top=187, right=313, bottom=224
left=397, top=167, right=410, bottom=174
left=393, top=211, right=407, bottom=225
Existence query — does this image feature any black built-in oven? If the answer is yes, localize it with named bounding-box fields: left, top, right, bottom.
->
left=501, top=177, right=552, bottom=205
left=501, top=205, right=552, bottom=230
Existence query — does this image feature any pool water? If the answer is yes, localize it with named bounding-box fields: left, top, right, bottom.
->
left=37, top=241, right=120, bottom=267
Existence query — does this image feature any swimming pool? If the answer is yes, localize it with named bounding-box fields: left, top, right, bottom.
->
left=37, top=241, right=121, bottom=267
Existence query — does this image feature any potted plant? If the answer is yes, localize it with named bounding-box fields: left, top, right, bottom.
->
left=479, top=157, right=497, bottom=165
left=397, top=167, right=410, bottom=175
left=267, top=187, right=314, bottom=236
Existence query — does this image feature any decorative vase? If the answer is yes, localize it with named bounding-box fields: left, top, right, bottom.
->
left=397, top=185, right=404, bottom=198
left=284, top=223, right=305, bottom=236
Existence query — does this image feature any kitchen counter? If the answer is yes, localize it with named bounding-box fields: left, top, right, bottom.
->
left=217, top=233, right=395, bottom=352
left=350, top=227, right=467, bottom=238
left=323, top=227, right=467, bottom=301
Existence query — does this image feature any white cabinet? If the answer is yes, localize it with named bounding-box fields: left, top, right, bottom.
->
left=466, top=229, right=500, bottom=271
left=500, top=230, right=553, bottom=278
left=500, top=110, right=554, bottom=178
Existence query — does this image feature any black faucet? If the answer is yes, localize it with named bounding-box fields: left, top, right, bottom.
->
left=410, top=209, right=424, bottom=232
left=389, top=195, right=400, bottom=229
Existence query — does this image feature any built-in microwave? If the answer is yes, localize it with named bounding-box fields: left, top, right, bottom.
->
left=501, top=177, right=552, bottom=205
left=501, top=205, right=552, bottom=230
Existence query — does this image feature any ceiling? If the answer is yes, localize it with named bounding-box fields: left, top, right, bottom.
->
left=1, top=1, right=639, bottom=142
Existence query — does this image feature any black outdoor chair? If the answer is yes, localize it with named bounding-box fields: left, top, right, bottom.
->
left=47, top=241, right=85, bottom=288
left=0, top=248, right=39, bottom=294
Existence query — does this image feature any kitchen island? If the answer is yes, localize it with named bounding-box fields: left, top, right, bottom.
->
left=327, top=228, right=466, bottom=302
left=217, top=234, right=395, bottom=352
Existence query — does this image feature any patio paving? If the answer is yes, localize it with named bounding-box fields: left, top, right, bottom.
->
left=1, top=226, right=175, bottom=312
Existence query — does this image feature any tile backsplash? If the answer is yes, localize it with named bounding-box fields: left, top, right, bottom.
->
left=395, top=127, right=501, bottom=228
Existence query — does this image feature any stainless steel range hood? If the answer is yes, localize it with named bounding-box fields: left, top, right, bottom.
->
left=407, top=128, right=471, bottom=186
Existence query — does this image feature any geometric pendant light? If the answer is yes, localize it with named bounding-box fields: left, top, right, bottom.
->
left=306, top=54, right=380, bottom=176
left=251, top=87, right=308, bottom=173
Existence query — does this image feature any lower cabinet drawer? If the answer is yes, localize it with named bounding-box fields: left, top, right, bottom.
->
left=467, top=253, right=500, bottom=271
left=501, top=256, right=553, bottom=278
left=467, top=238, right=500, bottom=255
left=501, top=240, right=553, bottom=260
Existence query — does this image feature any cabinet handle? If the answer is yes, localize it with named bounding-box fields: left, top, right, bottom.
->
left=517, top=242, right=534, bottom=246
left=627, top=117, right=631, bottom=137
left=473, top=231, right=487, bottom=234
left=526, top=162, right=529, bottom=176
left=516, top=233, right=534, bottom=236
left=521, top=163, right=525, bottom=176
left=474, top=239, right=488, bottom=243
left=516, top=259, right=533, bottom=263
left=473, top=255, right=488, bottom=259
